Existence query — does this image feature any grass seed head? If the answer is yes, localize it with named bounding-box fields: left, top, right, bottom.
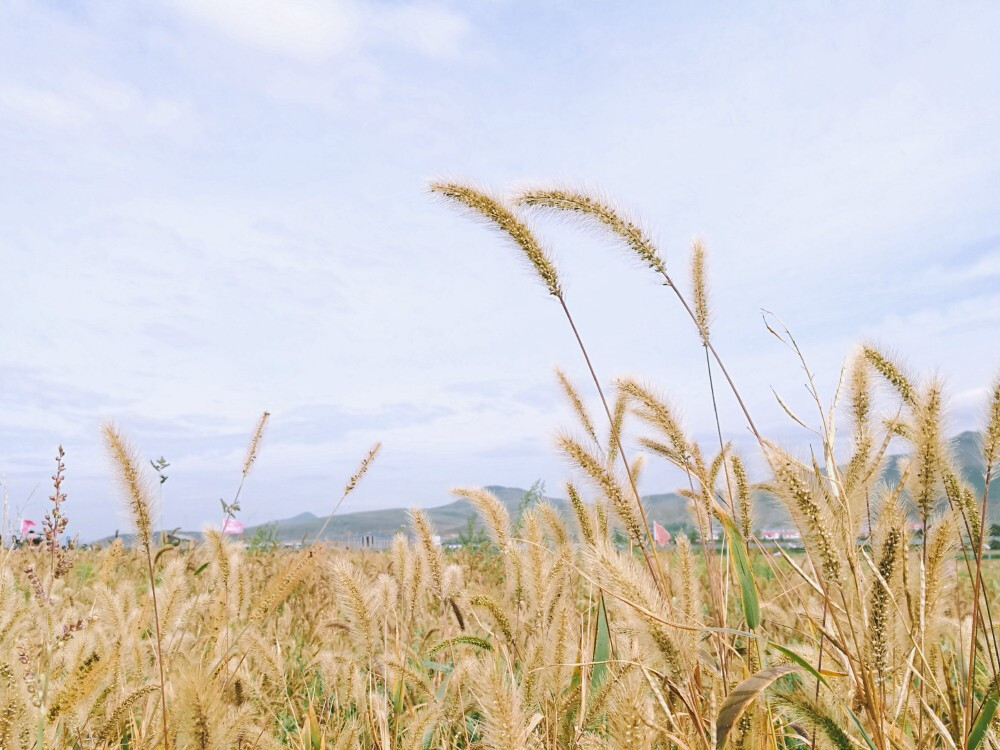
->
left=430, top=181, right=561, bottom=297
left=101, top=422, right=155, bottom=550
left=242, top=410, right=270, bottom=477
left=515, top=187, right=667, bottom=277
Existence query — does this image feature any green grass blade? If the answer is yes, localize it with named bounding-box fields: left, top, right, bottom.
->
left=591, top=592, right=612, bottom=692
left=720, top=512, right=760, bottom=629
left=969, top=682, right=999, bottom=750
left=716, top=665, right=799, bottom=749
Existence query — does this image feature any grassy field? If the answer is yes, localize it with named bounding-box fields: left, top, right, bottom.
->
left=3, top=508, right=1000, bottom=750
left=4, top=183, right=1000, bottom=749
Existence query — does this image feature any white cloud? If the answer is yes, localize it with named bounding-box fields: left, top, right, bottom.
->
left=915, top=246, right=1000, bottom=287
left=369, top=3, right=470, bottom=59
left=871, top=293, right=1000, bottom=341
left=0, top=84, right=86, bottom=126
left=165, top=0, right=361, bottom=61
left=163, top=0, right=468, bottom=62
left=0, top=75, right=199, bottom=139
left=76, top=75, right=200, bottom=136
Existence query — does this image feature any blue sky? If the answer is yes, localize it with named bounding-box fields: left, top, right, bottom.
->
left=2, top=1, right=1000, bottom=539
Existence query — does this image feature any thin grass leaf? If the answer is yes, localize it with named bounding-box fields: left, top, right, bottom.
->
left=968, top=682, right=999, bottom=750
left=720, top=512, right=760, bottom=629
left=717, top=665, right=799, bottom=749
left=591, top=593, right=613, bottom=693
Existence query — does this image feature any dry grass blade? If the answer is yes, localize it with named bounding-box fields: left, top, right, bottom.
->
left=716, top=665, right=799, bottom=748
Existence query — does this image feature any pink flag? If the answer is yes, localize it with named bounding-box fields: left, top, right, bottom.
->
left=222, top=518, right=244, bottom=535
left=653, top=521, right=671, bottom=547
left=20, top=519, right=36, bottom=535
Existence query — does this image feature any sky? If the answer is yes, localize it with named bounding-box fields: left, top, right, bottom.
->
left=2, top=0, right=1000, bottom=539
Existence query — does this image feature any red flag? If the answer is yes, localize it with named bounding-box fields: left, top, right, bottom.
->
left=222, top=518, right=244, bottom=535
left=653, top=521, right=671, bottom=547
left=20, top=519, right=36, bottom=536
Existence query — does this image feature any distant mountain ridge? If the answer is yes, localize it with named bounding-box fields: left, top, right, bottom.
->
left=90, top=430, right=999, bottom=544
left=224, top=431, right=1000, bottom=542
left=243, top=486, right=612, bottom=542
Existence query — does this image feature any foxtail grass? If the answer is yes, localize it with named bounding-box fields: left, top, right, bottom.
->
left=313, top=441, right=382, bottom=543
left=102, top=422, right=169, bottom=750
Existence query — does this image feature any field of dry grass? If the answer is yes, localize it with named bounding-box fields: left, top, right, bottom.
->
left=2, top=183, right=999, bottom=749
left=2, top=493, right=1000, bottom=750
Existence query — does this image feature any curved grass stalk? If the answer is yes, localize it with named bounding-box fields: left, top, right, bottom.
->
left=430, top=181, right=666, bottom=593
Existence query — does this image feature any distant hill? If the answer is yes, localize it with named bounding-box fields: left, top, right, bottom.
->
left=89, top=431, right=1000, bottom=545
left=245, top=485, right=692, bottom=543
left=884, top=431, right=998, bottom=502
left=90, top=485, right=692, bottom=545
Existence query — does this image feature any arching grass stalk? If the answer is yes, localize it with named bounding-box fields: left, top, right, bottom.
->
left=222, top=410, right=270, bottom=527
left=515, top=188, right=764, bottom=447
left=214, top=411, right=271, bottom=682
left=102, top=422, right=170, bottom=750
left=683, top=242, right=739, bottom=640
left=429, top=181, right=665, bottom=593
left=689, top=240, right=735, bottom=507
left=515, top=188, right=744, bottom=673
left=688, top=242, right=738, bottom=659
left=312, top=442, right=382, bottom=544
